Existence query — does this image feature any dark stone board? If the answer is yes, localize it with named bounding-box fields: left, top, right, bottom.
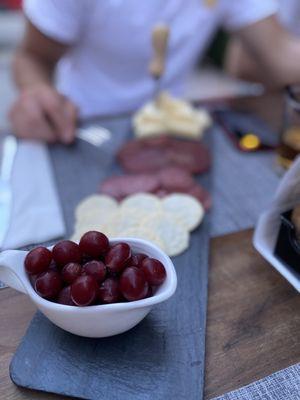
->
left=10, top=116, right=211, bottom=400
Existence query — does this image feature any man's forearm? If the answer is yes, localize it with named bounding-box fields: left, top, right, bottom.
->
left=13, top=49, right=55, bottom=91
left=238, top=16, right=300, bottom=88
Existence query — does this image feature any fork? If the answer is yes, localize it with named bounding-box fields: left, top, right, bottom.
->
left=77, top=125, right=112, bottom=147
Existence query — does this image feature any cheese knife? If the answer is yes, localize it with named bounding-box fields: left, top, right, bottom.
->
left=149, top=23, right=170, bottom=103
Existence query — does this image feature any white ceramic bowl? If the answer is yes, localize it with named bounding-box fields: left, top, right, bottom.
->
left=0, top=238, right=177, bottom=337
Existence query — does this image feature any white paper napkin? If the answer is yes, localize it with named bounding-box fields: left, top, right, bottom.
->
left=253, top=156, right=300, bottom=292
left=2, top=140, right=65, bottom=250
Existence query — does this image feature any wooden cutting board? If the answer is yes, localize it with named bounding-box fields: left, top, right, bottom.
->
left=9, top=117, right=212, bottom=400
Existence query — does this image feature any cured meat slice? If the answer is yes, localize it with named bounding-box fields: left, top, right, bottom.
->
left=158, top=166, right=194, bottom=191
left=155, top=188, right=170, bottom=198
left=119, top=148, right=168, bottom=173
left=166, top=142, right=210, bottom=174
left=142, top=135, right=171, bottom=148
left=100, top=174, right=160, bottom=200
left=118, top=137, right=211, bottom=174
left=186, top=184, right=212, bottom=211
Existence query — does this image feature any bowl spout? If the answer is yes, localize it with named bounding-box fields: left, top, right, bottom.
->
left=0, top=250, right=27, bottom=294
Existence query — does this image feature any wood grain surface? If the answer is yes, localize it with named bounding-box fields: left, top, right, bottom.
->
left=205, top=229, right=300, bottom=399
left=0, top=229, right=299, bottom=399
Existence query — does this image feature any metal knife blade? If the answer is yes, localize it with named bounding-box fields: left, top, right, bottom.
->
left=0, top=135, right=17, bottom=247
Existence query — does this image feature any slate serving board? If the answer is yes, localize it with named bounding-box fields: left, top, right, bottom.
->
left=10, top=116, right=211, bottom=400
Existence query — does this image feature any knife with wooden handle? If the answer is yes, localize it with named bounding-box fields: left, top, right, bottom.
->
left=149, top=23, right=169, bottom=101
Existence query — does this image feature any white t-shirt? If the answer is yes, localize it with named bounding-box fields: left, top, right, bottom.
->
left=279, top=0, right=300, bottom=35
left=24, top=0, right=277, bottom=118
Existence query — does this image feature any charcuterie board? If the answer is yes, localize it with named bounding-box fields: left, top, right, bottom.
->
left=10, top=116, right=211, bottom=400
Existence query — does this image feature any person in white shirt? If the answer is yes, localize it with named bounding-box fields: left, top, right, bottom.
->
left=9, top=0, right=300, bottom=143
left=225, top=0, right=300, bottom=84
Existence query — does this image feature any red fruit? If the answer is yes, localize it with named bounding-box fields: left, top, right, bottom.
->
left=79, top=231, right=109, bottom=258
left=25, top=247, right=52, bottom=275
left=52, top=240, right=81, bottom=267
left=82, top=260, right=106, bottom=284
left=61, top=262, right=82, bottom=284
left=127, top=253, right=147, bottom=268
left=29, top=274, right=39, bottom=287
left=57, top=286, right=76, bottom=306
left=119, top=267, right=149, bottom=301
left=98, top=278, right=121, bottom=304
left=105, top=243, right=131, bottom=274
left=48, top=261, right=59, bottom=272
left=140, top=258, right=166, bottom=286
left=35, top=270, right=62, bottom=299
left=145, top=285, right=153, bottom=298
left=71, top=275, right=98, bottom=306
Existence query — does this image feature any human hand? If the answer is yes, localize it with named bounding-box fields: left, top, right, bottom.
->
left=9, top=84, right=78, bottom=144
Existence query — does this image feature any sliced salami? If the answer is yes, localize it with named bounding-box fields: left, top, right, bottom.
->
left=166, top=142, right=211, bottom=174
left=186, top=184, right=212, bottom=211
left=118, top=137, right=211, bottom=174
left=158, top=166, right=194, bottom=191
left=119, top=147, right=168, bottom=173
left=155, top=188, right=170, bottom=198
left=100, top=176, right=123, bottom=200
left=100, top=174, right=160, bottom=200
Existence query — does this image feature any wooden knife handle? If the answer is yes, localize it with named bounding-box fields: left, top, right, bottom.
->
left=149, top=24, right=169, bottom=79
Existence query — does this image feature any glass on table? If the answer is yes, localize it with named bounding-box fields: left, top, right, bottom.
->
left=277, top=85, right=300, bottom=168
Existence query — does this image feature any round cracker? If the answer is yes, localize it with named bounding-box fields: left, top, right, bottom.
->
left=74, top=213, right=119, bottom=239
left=118, top=226, right=165, bottom=251
left=112, top=209, right=147, bottom=235
left=121, top=193, right=162, bottom=214
left=75, top=194, right=118, bottom=220
left=162, top=193, right=204, bottom=231
left=142, top=213, right=189, bottom=257
left=76, top=209, right=119, bottom=227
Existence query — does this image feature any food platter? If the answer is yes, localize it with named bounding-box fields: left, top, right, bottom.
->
left=10, top=116, right=211, bottom=400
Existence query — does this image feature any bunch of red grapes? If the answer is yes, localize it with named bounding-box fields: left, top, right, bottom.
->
left=25, top=231, right=167, bottom=306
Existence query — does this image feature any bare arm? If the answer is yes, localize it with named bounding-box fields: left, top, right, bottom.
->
left=230, top=16, right=300, bottom=88
left=10, top=20, right=77, bottom=143
left=225, top=37, right=272, bottom=84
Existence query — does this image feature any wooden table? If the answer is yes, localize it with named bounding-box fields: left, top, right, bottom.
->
left=1, top=229, right=299, bottom=399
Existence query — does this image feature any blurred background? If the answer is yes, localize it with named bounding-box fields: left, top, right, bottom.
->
left=0, top=0, right=266, bottom=131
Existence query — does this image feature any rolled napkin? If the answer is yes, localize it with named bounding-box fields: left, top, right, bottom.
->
left=2, top=140, right=65, bottom=250
left=133, top=91, right=211, bottom=139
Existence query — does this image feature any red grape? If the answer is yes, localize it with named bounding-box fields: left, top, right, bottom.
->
left=145, top=285, right=153, bottom=298
left=35, top=270, right=62, bottom=299
left=48, top=260, right=59, bottom=272
left=29, top=274, right=39, bottom=287
left=52, top=240, right=81, bottom=267
left=25, top=247, right=52, bottom=275
left=79, top=231, right=109, bottom=258
left=127, top=253, right=147, bottom=268
left=26, top=239, right=164, bottom=305
left=119, top=267, right=149, bottom=301
left=140, top=258, right=166, bottom=286
left=105, top=243, right=131, bottom=274
left=57, top=286, right=75, bottom=306
left=61, top=262, right=82, bottom=284
left=71, top=275, right=98, bottom=306
left=82, top=260, right=106, bottom=284
left=98, top=278, right=121, bottom=304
